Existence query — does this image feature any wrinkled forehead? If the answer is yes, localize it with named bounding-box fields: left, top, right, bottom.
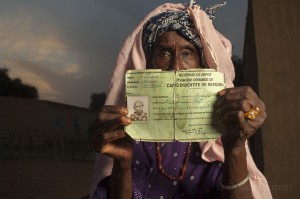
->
left=142, top=11, right=202, bottom=58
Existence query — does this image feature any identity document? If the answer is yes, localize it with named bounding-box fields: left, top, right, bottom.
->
left=125, top=69, right=225, bottom=142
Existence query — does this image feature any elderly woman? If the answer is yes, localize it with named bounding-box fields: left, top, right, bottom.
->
left=89, top=2, right=272, bottom=199
left=130, top=100, right=147, bottom=121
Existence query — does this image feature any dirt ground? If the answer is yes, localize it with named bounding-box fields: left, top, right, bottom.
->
left=0, top=159, right=95, bottom=199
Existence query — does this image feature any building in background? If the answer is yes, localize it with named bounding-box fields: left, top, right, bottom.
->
left=0, top=97, right=97, bottom=161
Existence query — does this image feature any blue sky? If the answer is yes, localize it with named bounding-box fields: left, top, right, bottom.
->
left=0, top=0, right=247, bottom=107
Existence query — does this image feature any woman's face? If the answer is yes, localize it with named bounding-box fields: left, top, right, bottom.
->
left=134, top=102, right=143, bottom=113
left=149, top=31, right=201, bottom=71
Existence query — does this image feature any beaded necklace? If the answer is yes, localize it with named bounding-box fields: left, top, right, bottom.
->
left=156, top=142, right=192, bottom=181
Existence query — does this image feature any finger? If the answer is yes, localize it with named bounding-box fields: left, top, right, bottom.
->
left=217, top=87, right=256, bottom=107
left=217, top=87, right=263, bottom=110
left=99, top=111, right=125, bottom=123
left=223, top=110, right=265, bottom=136
left=101, top=105, right=128, bottom=115
left=220, top=86, right=258, bottom=99
left=216, top=99, right=252, bottom=116
left=93, top=115, right=131, bottom=137
left=90, top=129, right=127, bottom=152
left=88, top=114, right=127, bottom=134
left=248, top=109, right=267, bottom=127
left=101, top=137, right=133, bottom=160
left=223, top=111, right=255, bottom=139
left=101, top=129, right=126, bottom=142
left=223, top=110, right=247, bottom=126
left=99, top=106, right=129, bottom=123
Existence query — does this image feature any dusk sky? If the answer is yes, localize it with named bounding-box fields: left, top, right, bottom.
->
left=0, top=0, right=247, bottom=108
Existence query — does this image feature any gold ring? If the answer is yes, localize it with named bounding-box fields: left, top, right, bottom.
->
left=244, top=107, right=260, bottom=120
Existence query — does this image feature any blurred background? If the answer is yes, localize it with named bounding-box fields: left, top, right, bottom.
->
left=0, top=0, right=247, bottom=108
left=0, top=0, right=299, bottom=198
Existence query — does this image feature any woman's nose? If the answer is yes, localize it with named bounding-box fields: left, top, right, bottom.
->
left=169, top=54, right=183, bottom=70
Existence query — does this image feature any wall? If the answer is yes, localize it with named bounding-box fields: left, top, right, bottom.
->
left=245, top=0, right=300, bottom=198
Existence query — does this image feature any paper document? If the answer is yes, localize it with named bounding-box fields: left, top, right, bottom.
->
left=125, top=69, right=225, bottom=142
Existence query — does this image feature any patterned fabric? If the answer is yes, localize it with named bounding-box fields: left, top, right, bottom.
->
left=130, top=112, right=148, bottom=121
left=142, top=11, right=207, bottom=67
left=204, top=2, right=227, bottom=20
left=92, top=142, right=223, bottom=199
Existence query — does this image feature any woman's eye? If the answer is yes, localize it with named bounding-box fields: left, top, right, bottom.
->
left=181, top=50, right=193, bottom=58
left=158, top=50, right=171, bottom=57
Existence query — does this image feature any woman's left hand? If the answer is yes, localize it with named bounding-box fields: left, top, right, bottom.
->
left=215, top=86, right=267, bottom=152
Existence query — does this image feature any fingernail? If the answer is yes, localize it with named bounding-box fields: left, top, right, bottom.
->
left=218, top=89, right=226, bottom=96
left=124, top=117, right=131, bottom=124
left=121, top=108, right=128, bottom=115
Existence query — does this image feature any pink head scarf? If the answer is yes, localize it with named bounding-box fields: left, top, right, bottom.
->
left=90, top=3, right=272, bottom=198
left=105, top=3, right=235, bottom=106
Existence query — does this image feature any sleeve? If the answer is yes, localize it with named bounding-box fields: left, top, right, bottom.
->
left=246, top=142, right=273, bottom=199
left=91, top=176, right=144, bottom=199
left=90, top=176, right=110, bottom=199
left=89, top=153, right=113, bottom=198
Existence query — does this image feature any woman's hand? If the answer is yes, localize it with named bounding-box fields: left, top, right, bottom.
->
left=88, top=105, right=133, bottom=162
left=215, top=86, right=267, bottom=152
left=89, top=105, right=134, bottom=199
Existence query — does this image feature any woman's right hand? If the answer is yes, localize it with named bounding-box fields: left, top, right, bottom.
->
left=88, top=105, right=133, bottom=162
